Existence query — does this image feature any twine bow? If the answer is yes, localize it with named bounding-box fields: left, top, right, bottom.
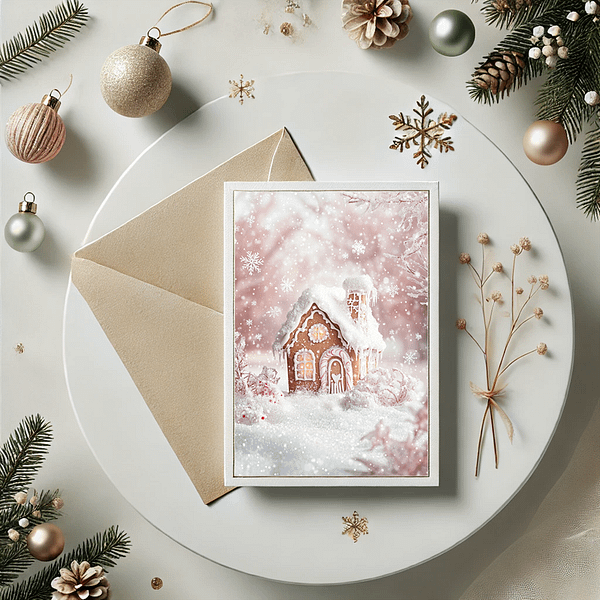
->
left=470, top=382, right=514, bottom=443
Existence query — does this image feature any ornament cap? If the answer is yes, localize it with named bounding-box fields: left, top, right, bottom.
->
left=41, top=91, right=61, bottom=111
left=19, top=193, right=37, bottom=214
left=140, top=29, right=162, bottom=53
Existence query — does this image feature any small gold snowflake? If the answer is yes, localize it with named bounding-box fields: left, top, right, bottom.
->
left=14, top=343, right=24, bottom=354
left=342, top=511, right=368, bottom=543
left=389, top=95, right=457, bottom=169
left=229, top=75, right=255, bottom=105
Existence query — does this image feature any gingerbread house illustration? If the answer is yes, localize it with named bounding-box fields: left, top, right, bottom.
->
left=273, top=275, right=386, bottom=394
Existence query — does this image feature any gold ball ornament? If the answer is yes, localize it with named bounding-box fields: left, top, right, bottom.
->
left=5, top=91, right=66, bottom=164
left=523, top=120, right=569, bottom=165
left=100, top=31, right=172, bottom=118
left=26, top=523, right=65, bottom=561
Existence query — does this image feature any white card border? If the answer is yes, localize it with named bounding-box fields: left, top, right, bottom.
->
left=224, top=181, right=439, bottom=487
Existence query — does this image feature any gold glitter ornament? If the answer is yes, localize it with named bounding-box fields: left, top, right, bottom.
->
left=100, top=2, right=213, bottom=118
left=100, top=31, right=172, bottom=118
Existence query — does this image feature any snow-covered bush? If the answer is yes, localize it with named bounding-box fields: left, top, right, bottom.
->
left=354, top=410, right=428, bottom=476
left=341, top=368, right=421, bottom=409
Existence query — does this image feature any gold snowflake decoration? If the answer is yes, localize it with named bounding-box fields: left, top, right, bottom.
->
left=342, top=511, right=368, bottom=543
left=14, top=343, right=24, bottom=354
left=389, top=95, right=457, bottom=169
left=229, top=75, right=255, bottom=105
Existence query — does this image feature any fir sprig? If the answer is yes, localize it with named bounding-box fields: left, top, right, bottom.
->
left=576, top=116, right=600, bottom=219
left=0, top=0, right=89, bottom=82
left=0, top=416, right=52, bottom=509
left=0, top=526, right=131, bottom=600
left=470, top=0, right=600, bottom=220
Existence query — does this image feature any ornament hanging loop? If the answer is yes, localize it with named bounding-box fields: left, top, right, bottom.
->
left=153, top=1, right=213, bottom=37
left=147, top=27, right=162, bottom=39
left=20, top=192, right=38, bottom=214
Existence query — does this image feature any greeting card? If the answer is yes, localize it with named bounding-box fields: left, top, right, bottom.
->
left=224, top=182, right=439, bottom=486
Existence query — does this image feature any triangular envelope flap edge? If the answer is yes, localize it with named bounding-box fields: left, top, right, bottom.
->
left=71, top=257, right=234, bottom=504
left=74, top=128, right=313, bottom=313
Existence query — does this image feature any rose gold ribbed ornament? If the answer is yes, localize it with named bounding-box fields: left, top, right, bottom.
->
left=5, top=89, right=66, bottom=164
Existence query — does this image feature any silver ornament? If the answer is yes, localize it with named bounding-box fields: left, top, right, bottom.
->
left=4, top=193, right=45, bottom=253
left=100, top=31, right=172, bottom=118
left=429, top=10, right=476, bottom=57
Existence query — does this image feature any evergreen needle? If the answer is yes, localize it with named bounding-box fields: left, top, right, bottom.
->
left=0, top=0, right=89, bottom=82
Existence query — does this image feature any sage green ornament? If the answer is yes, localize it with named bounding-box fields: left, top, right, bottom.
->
left=4, top=193, right=46, bottom=252
left=429, top=9, right=476, bottom=57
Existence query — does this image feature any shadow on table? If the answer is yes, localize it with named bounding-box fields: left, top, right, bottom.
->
left=251, top=207, right=460, bottom=505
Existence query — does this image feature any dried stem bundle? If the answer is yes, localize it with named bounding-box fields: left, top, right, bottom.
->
left=457, top=234, right=549, bottom=476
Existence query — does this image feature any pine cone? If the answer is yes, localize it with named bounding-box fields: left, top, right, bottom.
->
left=342, top=0, right=412, bottom=50
left=51, top=561, right=110, bottom=600
left=472, top=51, right=526, bottom=98
left=492, top=0, right=533, bottom=14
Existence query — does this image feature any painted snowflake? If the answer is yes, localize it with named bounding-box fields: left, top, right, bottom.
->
left=241, top=251, right=264, bottom=274
left=352, top=240, right=366, bottom=256
left=386, top=282, right=399, bottom=298
left=342, top=511, right=369, bottom=543
left=389, top=95, right=457, bottom=169
left=266, top=306, right=283, bottom=318
left=281, top=277, right=295, bottom=293
left=403, top=350, right=419, bottom=365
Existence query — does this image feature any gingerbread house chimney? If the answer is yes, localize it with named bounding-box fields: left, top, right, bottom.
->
left=343, top=276, right=377, bottom=330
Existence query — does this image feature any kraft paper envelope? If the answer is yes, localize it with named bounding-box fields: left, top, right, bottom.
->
left=71, top=129, right=313, bottom=504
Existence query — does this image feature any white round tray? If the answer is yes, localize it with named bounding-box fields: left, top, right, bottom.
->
left=63, top=72, right=573, bottom=585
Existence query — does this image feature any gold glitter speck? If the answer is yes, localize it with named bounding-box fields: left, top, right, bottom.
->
left=151, top=577, right=163, bottom=590
left=342, top=511, right=368, bottom=543
left=280, top=22, right=293, bottom=36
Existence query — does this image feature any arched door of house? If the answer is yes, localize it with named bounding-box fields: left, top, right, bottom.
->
left=328, top=358, right=344, bottom=394
left=319, top=346, right=353, bottom=394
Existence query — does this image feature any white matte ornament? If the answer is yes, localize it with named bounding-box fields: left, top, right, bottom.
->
left=429, top=9, right=476, bottom=57
left=100, top=33, right=172, bottom=118
left=523, top=120, right=569, bottom=165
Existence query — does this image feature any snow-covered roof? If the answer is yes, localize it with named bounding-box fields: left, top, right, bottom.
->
left=273, top=281, right=386, bottom=354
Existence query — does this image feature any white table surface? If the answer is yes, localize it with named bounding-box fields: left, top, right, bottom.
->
left=2, top=1, right=599, bottom=598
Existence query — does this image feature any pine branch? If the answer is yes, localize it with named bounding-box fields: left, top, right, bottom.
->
left=0, top=0, right=89, bottom=82
left=0, top=416, right=52, bottom=509
left=0, top=526, right=131, bottom=600
left=0, top=543, right=31, bottom=589
left=476, top=0, right=540, bottom=30
left=576, top=117, right=600, bottom=220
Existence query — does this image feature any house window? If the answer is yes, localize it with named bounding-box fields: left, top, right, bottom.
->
left=308, top=323, right=329, bottom=343
left=294, top=349, right=315, bottom=381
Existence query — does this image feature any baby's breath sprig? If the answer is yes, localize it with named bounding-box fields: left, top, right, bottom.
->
left=457, top=233, right=549, bottom=476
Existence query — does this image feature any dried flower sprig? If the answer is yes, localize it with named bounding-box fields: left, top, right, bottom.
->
left=457, top=234, right=549, bottom=476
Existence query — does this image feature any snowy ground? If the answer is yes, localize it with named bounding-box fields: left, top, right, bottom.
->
left=233, top=367, right=428, bottom=478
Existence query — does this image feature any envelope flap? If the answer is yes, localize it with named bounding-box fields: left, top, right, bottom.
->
left=72, top=256, right=234, bottom=504
left=75, top=129, right=313, bottom=314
